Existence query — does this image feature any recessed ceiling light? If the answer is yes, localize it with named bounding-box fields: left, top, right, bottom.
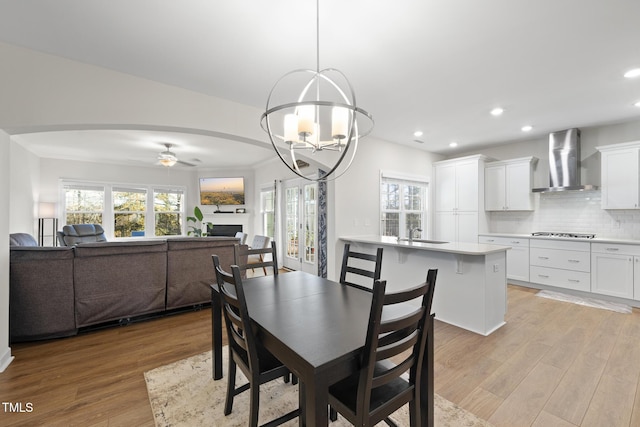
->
left=634, top=100, right=640, bottom=107
left=624, top=68, right=640, bottom=78
left=521, top=125, right=533, bottom=132
left=449, top=141, right=458, bottom=148
left=413, top=131, right=423, bottom=137
left=490, top=107, right=504, bottom=116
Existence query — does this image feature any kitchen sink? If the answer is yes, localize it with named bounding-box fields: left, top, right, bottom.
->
left=398, top=238, right=449, bottom=244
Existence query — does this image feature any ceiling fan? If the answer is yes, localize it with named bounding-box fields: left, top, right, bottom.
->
left=157, top=143, right=196, bottom=167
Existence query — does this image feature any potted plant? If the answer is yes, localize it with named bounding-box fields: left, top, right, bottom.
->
left=187, top=206, right=204, bottom=237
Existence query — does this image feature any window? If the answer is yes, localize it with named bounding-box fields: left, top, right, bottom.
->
left=154, top=188, right=184, bottom=236
left=260, top=188, right=275, bottom=238
left=380, top=173, right=428, bottom=239
left=113, top=187, right=147, bottom=237
left=61, top=180, right=186, bottom=238
left=63, top=184, right=105, bottom=225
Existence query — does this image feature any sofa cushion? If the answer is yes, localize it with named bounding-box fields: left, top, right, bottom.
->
left=61, top=224, right=107, bottom=246
left=10, top=246, right=77, bottom=341
left=9, top=233, right=38, bottom=247
left=166, top=237, right=239, bottom=309
left=73, top=240, right=168, bottom=327
left=73, top=240, right=167, bottom=257
left=166, top=236, right=240, bottom=251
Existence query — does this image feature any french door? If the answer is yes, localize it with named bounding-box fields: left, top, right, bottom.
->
left=282, top=178, right=318, bottom=274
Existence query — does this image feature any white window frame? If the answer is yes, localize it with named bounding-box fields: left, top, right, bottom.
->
left=260, top=185, right=276, bottom=239
left=60, top=180, right=186, bottom=239
left=112, top=186, right=148, bottom=238
left=154, top=187, right=186, bottom=237
left=379, top=171, right=429, bottom=240
left=61, top=183, right=106, bottom=227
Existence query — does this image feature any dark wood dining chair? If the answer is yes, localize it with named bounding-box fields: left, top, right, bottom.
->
left=212, top=255, right=299, bottom=427
left=234, top=240, right=278, bottom=276
left=328, top=269, right=438, bottom=427
left=339, top=243, right=383, bottom=292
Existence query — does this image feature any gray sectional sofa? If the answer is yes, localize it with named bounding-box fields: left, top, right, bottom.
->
left=9, top=234, right=239, bottom=342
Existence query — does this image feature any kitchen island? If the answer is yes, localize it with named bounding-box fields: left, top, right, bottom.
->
left=339, top=235, right=510, bottom=335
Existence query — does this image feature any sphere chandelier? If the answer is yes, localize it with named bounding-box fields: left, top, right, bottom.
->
left=260, top=0, right=374, bottom=182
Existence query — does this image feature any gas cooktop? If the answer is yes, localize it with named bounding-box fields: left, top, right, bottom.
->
left=531, top=232, right=596, bottom=239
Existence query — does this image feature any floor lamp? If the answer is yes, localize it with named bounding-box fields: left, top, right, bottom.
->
left=38, top=202, right=58, bottom=247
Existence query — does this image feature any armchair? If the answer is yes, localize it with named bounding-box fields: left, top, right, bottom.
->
left=59, top=224, right=107, bottom=246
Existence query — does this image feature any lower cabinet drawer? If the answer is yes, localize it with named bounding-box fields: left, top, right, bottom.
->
left=530, top=266, right=591, bottom=292
left=530, top=248, right=590, bottom=272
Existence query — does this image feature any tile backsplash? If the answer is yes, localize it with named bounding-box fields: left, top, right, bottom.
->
left=489, top=190, right=640, bottom=240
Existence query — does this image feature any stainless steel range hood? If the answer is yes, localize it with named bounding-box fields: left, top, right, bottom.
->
left=532, top=128, right=598, bottom=192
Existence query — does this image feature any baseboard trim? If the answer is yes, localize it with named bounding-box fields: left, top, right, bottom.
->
left=0, top=346, right=14, bottom=373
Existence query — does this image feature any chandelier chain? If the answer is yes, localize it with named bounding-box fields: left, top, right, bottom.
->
left=316, top=0, right=320, bottom=73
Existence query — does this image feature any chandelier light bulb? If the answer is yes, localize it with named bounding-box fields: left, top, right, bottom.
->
left=332, top=107, right=349, bottom=140
left=297, top=105, right=316, bottom=138
left=284, top=114, right=298, bottom=143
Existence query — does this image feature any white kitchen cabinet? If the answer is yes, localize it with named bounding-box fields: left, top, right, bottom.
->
left=635, top=257, right=640, bottom=301
left=529, top=239, right=590, bottom=292
left=435, top=211, right=478, bottom=243
left=479, top=235, right=530, bottom=281
left=597, top=141, right=640, bottom=209
left=485, top=157, right=537, bottom=211
left=591, top=242, right=640, bottom=300
left=434, top=158, right=479, bottom=212
left=433, top=155, right=489, bottom=243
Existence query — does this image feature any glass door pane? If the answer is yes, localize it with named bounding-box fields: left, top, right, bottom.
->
left=303, top=184, right=316, bottom=264
left=285, top=186, right=299, bottom=261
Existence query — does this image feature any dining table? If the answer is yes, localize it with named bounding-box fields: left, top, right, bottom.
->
left=210, top=270, right=434, bottom=427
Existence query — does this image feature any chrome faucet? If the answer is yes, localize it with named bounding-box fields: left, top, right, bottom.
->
left=409, top=227, right=422, bottom=243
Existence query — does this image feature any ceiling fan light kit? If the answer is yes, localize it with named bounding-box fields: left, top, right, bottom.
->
left=157, top=143, right=196, bottom=167
left=260, top=0, right=373, bottom=182
left=158, top=144, right=178, bottom=167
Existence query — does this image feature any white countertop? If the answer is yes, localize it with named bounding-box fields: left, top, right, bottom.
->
left=479, top=232, right=640, bottom=245
left=339, top=235, right=510, bottom=255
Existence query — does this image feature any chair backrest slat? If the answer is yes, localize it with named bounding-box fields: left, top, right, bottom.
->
left=339, top=243, right=383, bottom=291
left=371, top=357, right=415, bottom=389
left=344, top=266, right=376, bottom=279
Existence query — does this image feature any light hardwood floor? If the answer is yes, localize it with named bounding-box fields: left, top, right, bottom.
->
left=2, top=284, right=640, bottom=426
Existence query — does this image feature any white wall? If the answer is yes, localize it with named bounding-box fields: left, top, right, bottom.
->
left=0, top=130, right=13, bottom=372
left=331, top=137, right=444, bottom=280
left=37, top=158, right=195, bottom=236
left=488, top=191, right=640, bottom=239
left=250, top=137, right=444, bottom=280
left=454, top=119, right=640, bottom=189
left=0, top=42, right=267, bottom=146
left=37, top=158, right=264, bottom=236
left=453, top=118, right=640, bottom=238
left=9, top=140, right=40, bottom=234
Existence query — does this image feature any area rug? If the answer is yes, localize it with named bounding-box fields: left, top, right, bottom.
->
left=144, top=348, right=494, bottom=427
left=536, top=289, right=632, bottom=314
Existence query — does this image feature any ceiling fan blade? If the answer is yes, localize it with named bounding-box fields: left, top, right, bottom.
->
left=177, top=159, right=197, bottom=167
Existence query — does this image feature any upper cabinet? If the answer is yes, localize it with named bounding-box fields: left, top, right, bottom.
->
left=484, top=157, right=538, bottom=211
left=434, top=157, right=481, bottom=212
left=433, top=155, right=489, bottom=243
left=597, top=141, right=640, bottom=209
